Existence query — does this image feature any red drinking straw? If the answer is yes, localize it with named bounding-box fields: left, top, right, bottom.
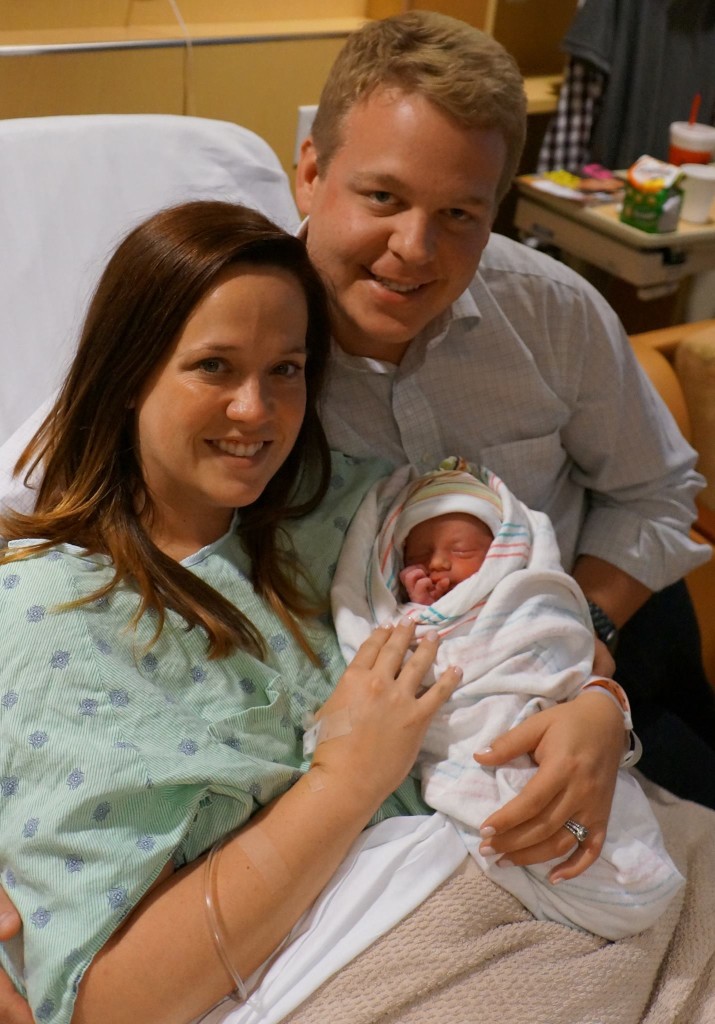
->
left=689, top=92, right=702, bottom=125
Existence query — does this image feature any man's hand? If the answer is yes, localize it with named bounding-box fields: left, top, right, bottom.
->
left=0, top=893, right=32, bottom=1024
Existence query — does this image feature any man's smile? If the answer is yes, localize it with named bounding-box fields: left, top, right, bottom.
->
left=370, top=273, right=425, bottom=294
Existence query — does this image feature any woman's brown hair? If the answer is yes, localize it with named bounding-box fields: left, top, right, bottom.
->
left=0, top=200, right=332, bottom=660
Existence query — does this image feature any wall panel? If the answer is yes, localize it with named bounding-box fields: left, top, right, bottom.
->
left=0, top=47, right=182, bottom=116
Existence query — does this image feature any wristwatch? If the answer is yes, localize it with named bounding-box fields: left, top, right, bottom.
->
left=587, top=600, right=619, bottom=655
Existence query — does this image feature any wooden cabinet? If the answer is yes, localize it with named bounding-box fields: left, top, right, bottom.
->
left=408, top=1, right=577, bottom=74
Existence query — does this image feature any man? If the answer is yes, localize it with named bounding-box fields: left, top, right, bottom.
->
left=293, top=10, right=714, bottom=806
left=0, top=12, right=713, bottom=1022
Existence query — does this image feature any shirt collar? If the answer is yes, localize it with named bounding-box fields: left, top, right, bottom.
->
left=417, top=286, right=480, bottom=348
left=328, top=337, right=396, bottom=373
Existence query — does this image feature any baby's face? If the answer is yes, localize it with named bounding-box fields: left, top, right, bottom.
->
left=403, top=513, right=493, bottom=593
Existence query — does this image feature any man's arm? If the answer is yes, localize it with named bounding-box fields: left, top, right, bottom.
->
left=572, top=553, right=652, bottom=628
left=478, top=236, right=709, bottom=591
left=559, top=279, right=709, bottom=591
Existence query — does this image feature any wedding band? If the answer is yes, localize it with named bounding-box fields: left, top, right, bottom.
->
left=563, top=819, right=589, bottom=843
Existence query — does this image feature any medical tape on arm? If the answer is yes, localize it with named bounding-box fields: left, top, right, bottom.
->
left=203, top=824, right=292, bottom=1007
left=232, top=826, right=292, bottom=892
left=302, top=707, right=353, bottom=756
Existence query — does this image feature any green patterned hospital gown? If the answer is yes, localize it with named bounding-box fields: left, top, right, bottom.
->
left=0, top=453, right=428, bottom=1023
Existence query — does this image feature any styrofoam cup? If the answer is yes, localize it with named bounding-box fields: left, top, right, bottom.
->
left=680, top=163, right=715, bottom=223
left=669, top=122, right=715, bottom=165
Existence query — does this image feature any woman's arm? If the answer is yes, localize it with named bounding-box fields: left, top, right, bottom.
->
left=0, top=676, right=621, bottom=1024
left=72, top=623, right=461, bottom=1024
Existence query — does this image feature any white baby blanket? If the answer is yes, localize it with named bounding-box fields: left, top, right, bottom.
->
left=332, top=463, right=683, bottom=939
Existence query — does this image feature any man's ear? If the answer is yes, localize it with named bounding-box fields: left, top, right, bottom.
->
left=295, top=137, right=320, bottom=216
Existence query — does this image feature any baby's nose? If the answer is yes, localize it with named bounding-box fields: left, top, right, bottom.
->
left=429, top=551, right=450, bottom=570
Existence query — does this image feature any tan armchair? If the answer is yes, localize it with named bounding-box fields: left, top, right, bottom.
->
left=629, top=319, right=715, bottom=688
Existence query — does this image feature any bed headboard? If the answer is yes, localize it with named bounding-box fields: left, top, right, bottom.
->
left=0, top=113, right=299, bottom=446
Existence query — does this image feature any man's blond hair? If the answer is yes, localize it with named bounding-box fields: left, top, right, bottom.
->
left=311, top=11, right=527, bottom=204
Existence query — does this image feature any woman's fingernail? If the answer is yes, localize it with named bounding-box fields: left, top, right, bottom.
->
left=497, top=859, right=514, bottom=869
left=399, top=616, right=413, bottom=628
left=480, top=844, right=495, bottom=856
left=550, top=875, right=563, bottom=885
left=379, top=620, right=393, bottom=629
left=475, top=746, right=493, bottom=756
left=423, top=629, right=439, bottom=642
left=480, top=825, right=496, bottom=838
left=449, top=665, right=463, bottom=679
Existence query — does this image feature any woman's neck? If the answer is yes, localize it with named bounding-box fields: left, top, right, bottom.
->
left=144, top=506, right=234, bottom=562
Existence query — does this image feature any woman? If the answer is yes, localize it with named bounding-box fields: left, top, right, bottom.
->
left=0, top=202, right=624, bottom=1024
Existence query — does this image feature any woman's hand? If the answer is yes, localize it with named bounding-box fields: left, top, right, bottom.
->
left=312, top=621, right=462, bottom=805
left=473, top=691, right=625, bottom=881
left=0, top=893, right=33, bottom=1024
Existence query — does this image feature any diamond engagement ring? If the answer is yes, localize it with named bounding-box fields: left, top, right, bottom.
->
left=563, top=819, right=589, bottom=843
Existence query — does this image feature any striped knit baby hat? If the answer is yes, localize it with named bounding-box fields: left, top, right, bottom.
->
left=392, top=457, right=504, bottom=553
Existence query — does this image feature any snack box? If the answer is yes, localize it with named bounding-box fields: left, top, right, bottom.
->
left=620, top=155, right=683, bottom=233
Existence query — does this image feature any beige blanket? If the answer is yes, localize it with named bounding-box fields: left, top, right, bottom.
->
left=284, top=778, right=715, bottom=1024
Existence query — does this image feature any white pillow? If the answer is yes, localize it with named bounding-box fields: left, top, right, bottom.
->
left=0, top=114, right=299, bottom=446
left=0, top=395, right=54, bottom=518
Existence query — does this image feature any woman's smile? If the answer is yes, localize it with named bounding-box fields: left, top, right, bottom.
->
left=209, top=438, right=267, bottom=458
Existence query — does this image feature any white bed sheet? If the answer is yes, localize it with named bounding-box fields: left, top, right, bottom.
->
left=192, top=814, right=468, bottom=1024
